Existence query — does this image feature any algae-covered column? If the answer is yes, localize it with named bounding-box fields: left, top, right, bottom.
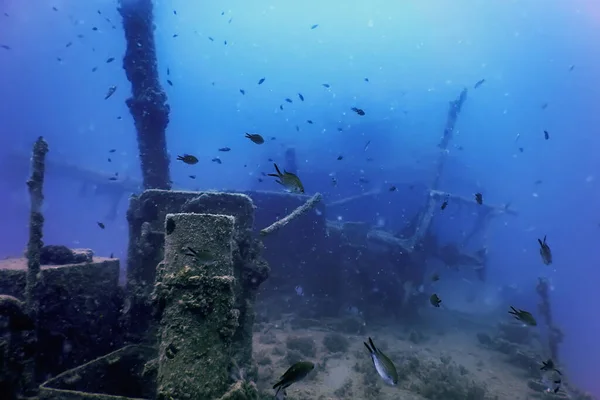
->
left=432, top=88, right=468, bottom=190
left=155, top=213, right=257, bottom=400
left=118, top=0, right=171, bottom=190
left=25, top=137, right=48, bottom=315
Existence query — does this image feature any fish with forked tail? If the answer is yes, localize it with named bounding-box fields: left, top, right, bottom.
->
left=273, top=361, right=314, bottom=396
left=364, top=337, right=398, bottom=385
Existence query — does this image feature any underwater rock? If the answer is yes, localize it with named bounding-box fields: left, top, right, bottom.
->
left=323, top=332, right=350, bottom=353
left=285, top=336, right=316, bottom=358
left=408, top=329, right=427, bottom=344
left=476, top=332, right=493, bottom=347
left=508, top=350, right=540, bottom=376
left=258, top=331, right=277, bottom=345
left=38, top=245, right=93, bottom=265
left=332, top=316, right=366, bottom=335
left=409, top=358, right=488, bottom=400
left=497, top=321, right=531, bottom=345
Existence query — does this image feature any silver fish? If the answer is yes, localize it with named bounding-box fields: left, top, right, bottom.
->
left=364, top=337, right=398, bottom=385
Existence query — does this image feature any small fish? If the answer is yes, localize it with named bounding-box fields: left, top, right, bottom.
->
left=65, top=41, right=73, bottom=47
left=285, top=98, right=293, bottom=103
left=173, top=10, right=177, bottom=15
left=167, top=80, right=173, bottom=86
left=441, top=197, right=449, bottom=210
left=279, top=105, right=283, bottom=110
left=173, top=34, right=178, bottom=38
left=364, top=140, right=371, bottom=151
left=322, top=83, right=330, bottom=88
left=306, top=120, right=313, bottom=124
left=295, top=125, right=300, bottom=132
left=240, top=89, right=245, bottom=95
left=364, top=78, right=369, bottom=82
left=167, top=67, right=170, bottom=75
left=258, top=77, right=265, bottom=85
left=97, top=222, right=105, bottom=229
left=108, top=177, right=118, bottom=181
left=351, top=107, right=365, bottom=116
left=92, top=67, right=98, bottom=72
left=538, top=235, right=552, bottom=265
left=518, top=147, right=524, bottom=153
left=310, top=24, right=319, bottom=29
left=1, top=44, right=11, bottom=50
left=541, top=102, right=548, bottom=110
left=208, top=37, right=214, bottom=41
left=430, top=294, right=442, bottom=307
left=568, top=65, right=575, bottom=71
left=508, top=306, right=537, bottom=326
left=541, top=359, right=557, bottom=372
left=109, top=149, right=116, bottom=153
left=189, top=175, right=196, bottom=179
left=273, top=361, right=314, bottom=396
left=431, top=273, right=440, bottom=282
left=108, top=158, right=111, bottom=162
left=363, top=337, right=398, bottom=385
left=224, top=40, right=227, bottom=45
left=104, top=85, right=117, bottom=100
left=474, top=79, right=486, bottom=89
left=211, top=157, right=222, bottom=164
left=268, top=163, right=305, bottom=193
left=298, top=93, right=304, bottom=101
left=245, top=133, right=264, bottom=144
left=218, top=147, right=231, bottom=152
left=544, top=130, right=550, bottom=140
left=474, top=193, right=483, bottom=205
left=176, top=154, right=199, bottom=164
left=337, top=155, right=343, bottom=160
left=331, top=176, right=337, bottom=186
left=106, top=57, right=115, bottom=63
left=389, top=186, right=396, bottom=192
left=184, top=246, right=214, bottom=262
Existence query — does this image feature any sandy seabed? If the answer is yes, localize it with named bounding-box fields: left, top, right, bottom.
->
left=251, top=318, right=583, bottom=400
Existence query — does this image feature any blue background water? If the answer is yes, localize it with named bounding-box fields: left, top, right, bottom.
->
left=0, top=0, right=598, bottom=396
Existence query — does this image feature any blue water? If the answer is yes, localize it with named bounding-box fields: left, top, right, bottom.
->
left=1, top=0, right=599, bottom=396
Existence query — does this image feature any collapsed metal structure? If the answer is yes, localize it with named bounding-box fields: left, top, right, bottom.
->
left=0, top=1, right=570, bottom=399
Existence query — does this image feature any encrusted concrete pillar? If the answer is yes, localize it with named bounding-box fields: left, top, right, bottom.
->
left=155, top=213, right=257, bottom=399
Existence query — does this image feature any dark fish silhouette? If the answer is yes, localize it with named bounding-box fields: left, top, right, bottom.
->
left=176, top=154, right=199, bottom=164
left=474, top=79, right=486, bottom=89
left=351, top=107, right=365, bottom=116
left=245, top=133, right=265, bottom=144
left=538, top=235, right=552, bottom=265
left=258, top=77, right=265, bottom=85
left=273, top=361, right=314, bottom=396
